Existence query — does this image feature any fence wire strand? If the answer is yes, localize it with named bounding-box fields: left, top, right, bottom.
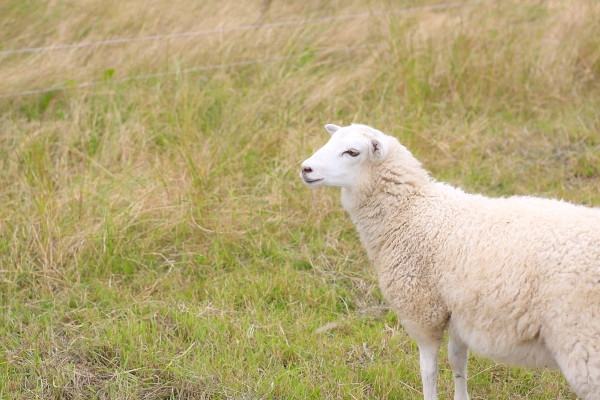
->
left=0, top=44, right=380, bottom=99
left=0, top=1, right=537, bottom=99
left=0, top=0, right=509, bottom=56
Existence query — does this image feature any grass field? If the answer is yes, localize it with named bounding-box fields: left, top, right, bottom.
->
left=1, top=0, right=599, bottom=398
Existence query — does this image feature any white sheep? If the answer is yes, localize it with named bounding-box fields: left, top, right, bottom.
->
left=300, top=123, right=600, bottom=400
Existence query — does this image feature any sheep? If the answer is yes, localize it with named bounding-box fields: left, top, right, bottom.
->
left=299, top=123, right=600, bottom=400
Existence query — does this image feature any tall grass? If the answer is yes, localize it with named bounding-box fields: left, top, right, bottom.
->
left=1, top=0, right=599, bottom=398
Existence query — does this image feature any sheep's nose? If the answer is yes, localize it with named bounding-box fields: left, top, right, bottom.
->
left=302, top=166, right=312, bottom=175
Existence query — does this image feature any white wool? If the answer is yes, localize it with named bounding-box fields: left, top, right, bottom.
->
left=300, top=123, right=600, bottom=400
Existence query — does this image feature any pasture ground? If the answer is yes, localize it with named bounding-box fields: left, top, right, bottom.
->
left=1, top=0, right=598, bottom=398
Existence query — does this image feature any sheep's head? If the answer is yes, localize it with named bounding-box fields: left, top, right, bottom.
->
left=300, top=123, right=388, bottom=189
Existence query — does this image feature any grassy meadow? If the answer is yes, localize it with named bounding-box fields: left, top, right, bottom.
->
left=1, top=0, right=599, bottom=398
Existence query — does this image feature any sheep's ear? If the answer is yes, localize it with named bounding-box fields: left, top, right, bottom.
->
left=324, top=124, right=341, bottom=135
left=370, top=138, right=386, bottom=161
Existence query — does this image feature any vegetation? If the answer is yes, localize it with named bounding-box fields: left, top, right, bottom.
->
left=1, top=0, right=598, bottom=398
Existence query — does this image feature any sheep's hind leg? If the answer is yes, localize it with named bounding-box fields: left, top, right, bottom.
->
left=549, top=338, right=600, bottom=400
left=448, top=333, right=469, bottom=400
left=543, top=316, right=600, bottom=400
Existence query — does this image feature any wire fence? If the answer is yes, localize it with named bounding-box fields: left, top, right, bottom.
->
left=0, top=44, right=380, bottom=99
left=0, top=0, right=509, bottom=56
left=0, top=0, right=528, bottom=99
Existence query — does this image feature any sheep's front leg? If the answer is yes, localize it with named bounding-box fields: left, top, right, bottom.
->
left=417, top=339, right=441, bottom=400
left=448, top=333, right=469, bottom=400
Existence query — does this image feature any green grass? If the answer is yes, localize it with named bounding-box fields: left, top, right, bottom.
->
left=1, top=0, right=599, bottom=398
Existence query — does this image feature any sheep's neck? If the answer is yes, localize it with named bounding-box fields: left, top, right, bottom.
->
left=343, top=180, right=450, bottom=329
left=341, top=180, right=432, bottom=271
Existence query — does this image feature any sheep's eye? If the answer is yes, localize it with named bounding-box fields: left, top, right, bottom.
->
left=343, top=149, right=360, bottom=157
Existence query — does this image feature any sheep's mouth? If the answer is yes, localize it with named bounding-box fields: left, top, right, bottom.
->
left=303, top=178, right=323, bottom=184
